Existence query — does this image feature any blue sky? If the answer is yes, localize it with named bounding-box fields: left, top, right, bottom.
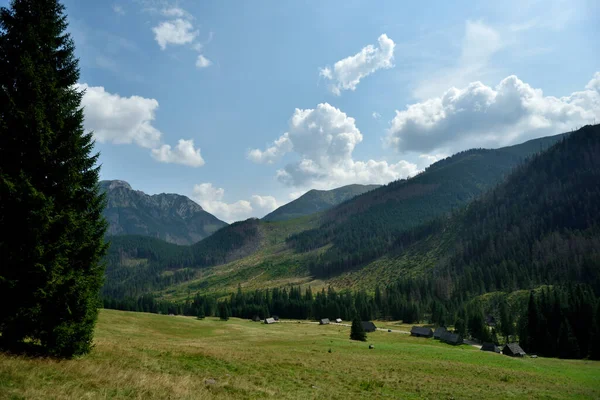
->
left=5, top=0, right=598, bottom=222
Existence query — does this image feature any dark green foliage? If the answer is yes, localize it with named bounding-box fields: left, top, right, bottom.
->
left=288, top=134, right=565, bottom=277
left=218, top=302, right=230, bottom=321
left=102, top=218, right=262, bottom=299
left=197, top=307, right=205, bottom=320
left=350, top=317, right=367, bottom=341
left=262, top=184, right=380, bottom=222
left=520, top=286, right=597, bottom=359
left=100, top=180, right=227, bottom=245
left=444, top=125, right=600, bottom=297
left=0, top=0, right=107, bottom=357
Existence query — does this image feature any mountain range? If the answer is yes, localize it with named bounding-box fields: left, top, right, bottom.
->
left=100, top=180, right=227, bottom=245
left=99, top=126, right=592, bottom=300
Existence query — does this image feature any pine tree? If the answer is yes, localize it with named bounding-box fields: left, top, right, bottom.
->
left=0, top=0, right=107, bottom=357
left=526, top=291, right=539, bottom=353
left=350, top=317, right=366, bottom=341
left=219, top=302, right=230, bottom=321
left=197, top=307, right=205, bottom=320
left=558, top=319, right=581, bottom=359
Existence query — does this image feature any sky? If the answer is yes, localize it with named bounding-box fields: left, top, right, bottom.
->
left=4, top=0, right=599, bottom=222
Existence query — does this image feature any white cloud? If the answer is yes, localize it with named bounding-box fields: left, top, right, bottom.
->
left=372, top=112, right=381, bottom=119
left=247, top=133, right=293, bottom=164
left=152, top=18, right=198, bottom=50
left=320, top=34, right=395, bottom=95
left=149, top=5, right=213, bottom=69
left=249, top=103, right=418, bottom=189
left=196, top=54, right=212, bottom=68
left=191, top=184, right=278, bottom=222
left=388, top=72, right=600, bottom=154
left=151, top=139, right=205, bottom=167
left=77, top=83, right=162, bottom=148
left=112, top=4, right=125, bottom=15
left=251, top=195, right=278, bottom=213
left=413, top=21, right=503, bottom=100
left=78, top=84, right=207, bottom=168
left=161, top=7, right=189, bottom=18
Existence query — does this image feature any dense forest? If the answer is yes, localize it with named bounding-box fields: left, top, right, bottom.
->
left=102, top=219, right=262, bottom=298
left=287, top=133, right=565, bottom=274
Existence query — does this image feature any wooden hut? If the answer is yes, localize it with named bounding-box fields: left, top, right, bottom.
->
left=481, top=342, right=501, bottom=353
left=320, top=318, right=330, bottom=325
left=503, top=343, right=526, bottom=357
left=361, top=321, right=377, bottom=332
left=433, top=326, right=447, bottom=339
left=410, top=326, right=434, bottom=338
left=440, top=331, right=463, bottom=345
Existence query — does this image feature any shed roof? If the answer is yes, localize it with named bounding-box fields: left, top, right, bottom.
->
left=503, top=343, right=526, bottom=356
left=433, top=326, right=447, bottom=339
left=320, top=318, right=330, bottom=325
left=411, top=326, right=434, bottom=337
left=361, top=321, right=377, bottom=332
left=481, top=342, right=501, bottom=353
left=264, top=317, right=276, bottom=324
left=440, top=331, right=463, bottom=345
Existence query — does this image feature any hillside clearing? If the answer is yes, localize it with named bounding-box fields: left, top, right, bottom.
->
left=1, top=310, right=598, bottom=399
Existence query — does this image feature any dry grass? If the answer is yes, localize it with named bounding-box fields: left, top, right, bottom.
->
left=1, top=309, right=599, bottom=399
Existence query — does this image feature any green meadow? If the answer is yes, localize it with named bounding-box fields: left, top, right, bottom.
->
left=1, top=309, right=598, bottom=399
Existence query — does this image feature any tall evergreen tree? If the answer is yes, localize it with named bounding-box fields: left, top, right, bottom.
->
left=0, top=0, right=107, bottom=357
left=350, top=317, right=366, bottom=341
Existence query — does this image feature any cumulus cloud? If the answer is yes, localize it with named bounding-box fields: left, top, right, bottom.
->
left=151, top=6, right=213, bottom=69
left=196, top=54, right=212, bottom=68
left=78, top=83, right=206, bottom=168
left=372, top=112, right=382, bottom=119
left=320, top=34, right=395, bottom=95
left=77, top=83, right=162, bottom=148
left=191, top=184, right=278, bottom=222
left=152, top=18, right=198, bottom=50
left=249, top=103, right=418, bottom=189
left=388, top=72, right=600, bottom=154
left=151, top=139, right=205, bottom=167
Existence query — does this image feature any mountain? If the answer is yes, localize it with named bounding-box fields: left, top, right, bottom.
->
left=262, top=184, right=380, bottom=222
left=287, top=133, right=568, bottom=272
left=100, top=131, right=575, bottom=299
left=100, top=180, right=227, bottom=245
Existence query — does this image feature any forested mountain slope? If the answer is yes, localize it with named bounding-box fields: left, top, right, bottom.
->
left=438, top=124, right=600, bottom=297
left=100, top=130, right=577, bottom=299
left=262, top=184, right=380, bottom=222
left=102, top=216, right=319, bottom=299
left=100, top=180, right=227, bottom=245
left=288, top=133, right=567, bottom=272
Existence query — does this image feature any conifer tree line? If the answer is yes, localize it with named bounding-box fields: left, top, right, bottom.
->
left=0, top=0, right=107, bottom=357
left=103, top=282, right=600, bottom=360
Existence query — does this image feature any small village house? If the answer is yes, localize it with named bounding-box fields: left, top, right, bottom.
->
left=433, top=326, right=447, bottom=339
left=410, top=326, right=434, bottom=338
left=361, top=321, right=377, bottom=332
left=503, top=343, right=526, bottom=357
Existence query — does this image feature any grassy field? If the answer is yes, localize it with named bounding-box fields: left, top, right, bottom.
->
left=1, top=310, right=599, bottom=399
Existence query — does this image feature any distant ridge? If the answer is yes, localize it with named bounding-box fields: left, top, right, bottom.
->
left=263, top=184, right=380, bottom=222
left=100, top=180, right=227, bottom=245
